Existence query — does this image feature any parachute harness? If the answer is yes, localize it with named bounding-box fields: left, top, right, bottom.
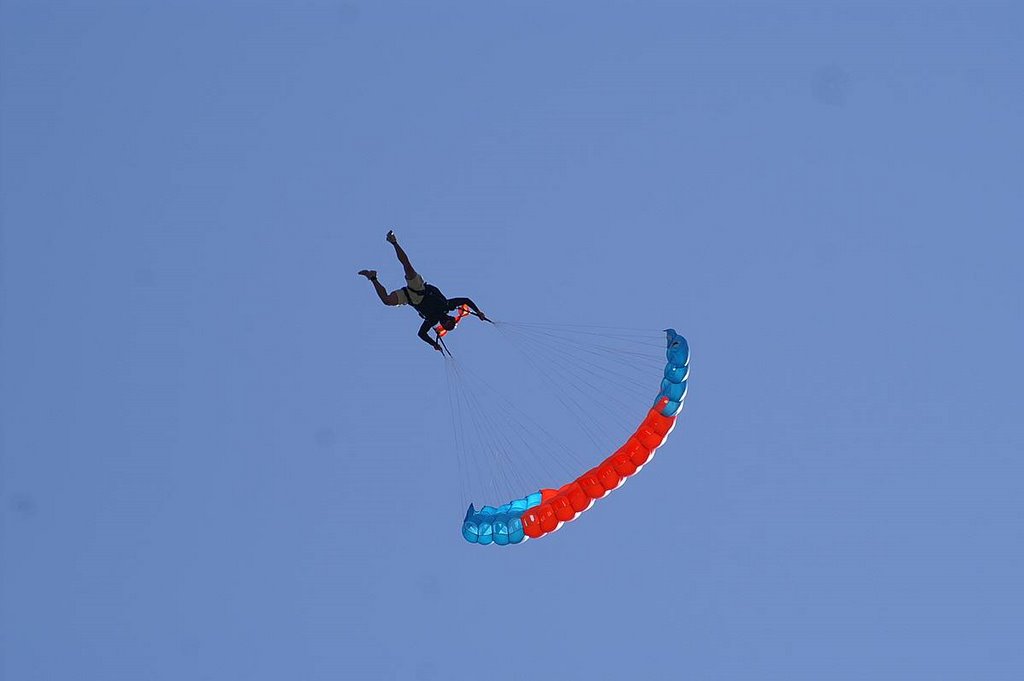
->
left=434, top=303, right=472, bottom=338
left=433, top=304, right=480, bottom=356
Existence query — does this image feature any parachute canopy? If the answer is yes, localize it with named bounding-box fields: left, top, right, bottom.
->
left=460, top=329, right=689, bottom=546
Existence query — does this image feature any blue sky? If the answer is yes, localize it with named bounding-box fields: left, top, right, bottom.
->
left=2, top=2, right=1022, bottom=679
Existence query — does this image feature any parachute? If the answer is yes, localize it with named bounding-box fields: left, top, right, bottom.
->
left=459, top=328, right=689, bottom=546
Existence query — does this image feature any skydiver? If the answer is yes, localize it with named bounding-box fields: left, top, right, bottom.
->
left=359, top=230, right=490, bottom=352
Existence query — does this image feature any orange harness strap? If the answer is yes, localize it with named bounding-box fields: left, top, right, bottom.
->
left=434, top=304, right=472, bottom=338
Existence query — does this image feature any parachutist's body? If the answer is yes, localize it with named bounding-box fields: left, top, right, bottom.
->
left=359, top=230, right=489, bottom=351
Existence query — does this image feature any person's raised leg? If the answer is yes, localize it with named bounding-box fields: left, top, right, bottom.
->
left=359, top=269, right=400, bottom=305
left=386, top=230, right=417, bottom=280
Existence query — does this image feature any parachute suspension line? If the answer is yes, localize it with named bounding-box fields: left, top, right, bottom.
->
left=450, top=354, right=559, bottom=504
left=462, top=360, right=546, bottom=498
left=451, top=361, right=502, bottom=504
left=516, top=347, right=634, bottom=453
left=449, top=355, right=576, bottom=504
left=438, top=336, right=453, bottom=357
left=447, top=358, right=588, bottom=481
left=444, top=357, right=471, bottom=510
left=506, top=325, right=665, bottom=455
left=450, top=358, right=531, bottom=501
left=491, top=319, right=665, bottom=335
left=495, top=327, right=611, bottom=454
left=493, top=322, right=665, bottom=372
left=497, top=324, right=660, bottom=400
left=513, top=350, right=642, bottom=457
left=496, top=322, right=667, bottom=355
left=496, top=327, right=667, bottom=346
left=497, top=327, right=666, bottom=375
left=498, top=322, right=667, bottom=373
left=448, top=358, right=524, bottom=504
left=493, top=324, right=662, bottom=454
left=452, top=359, right=512, bottom=504
left=503, top=331, right=622, bottom=454
left=491, top=327, right=643, bottom=440
left=446, top=357, right=486, bottom=507
left=496, top=339, right=658, bottom=436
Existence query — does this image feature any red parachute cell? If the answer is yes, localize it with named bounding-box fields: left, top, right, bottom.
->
left=519, top=396, right=679, bottom=541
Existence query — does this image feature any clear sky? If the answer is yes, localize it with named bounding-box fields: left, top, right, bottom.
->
left=2, top=2, right=1022, bottom=680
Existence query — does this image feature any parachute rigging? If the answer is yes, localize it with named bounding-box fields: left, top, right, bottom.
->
left=435, top=303, right=472, bottom=338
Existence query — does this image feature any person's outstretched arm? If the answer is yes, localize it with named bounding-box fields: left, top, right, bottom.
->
left=418, top=320, right=442, bottom=351
left=447, top=297, right=489, bottom=321
left=387, top=230, right=417, bottom=280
